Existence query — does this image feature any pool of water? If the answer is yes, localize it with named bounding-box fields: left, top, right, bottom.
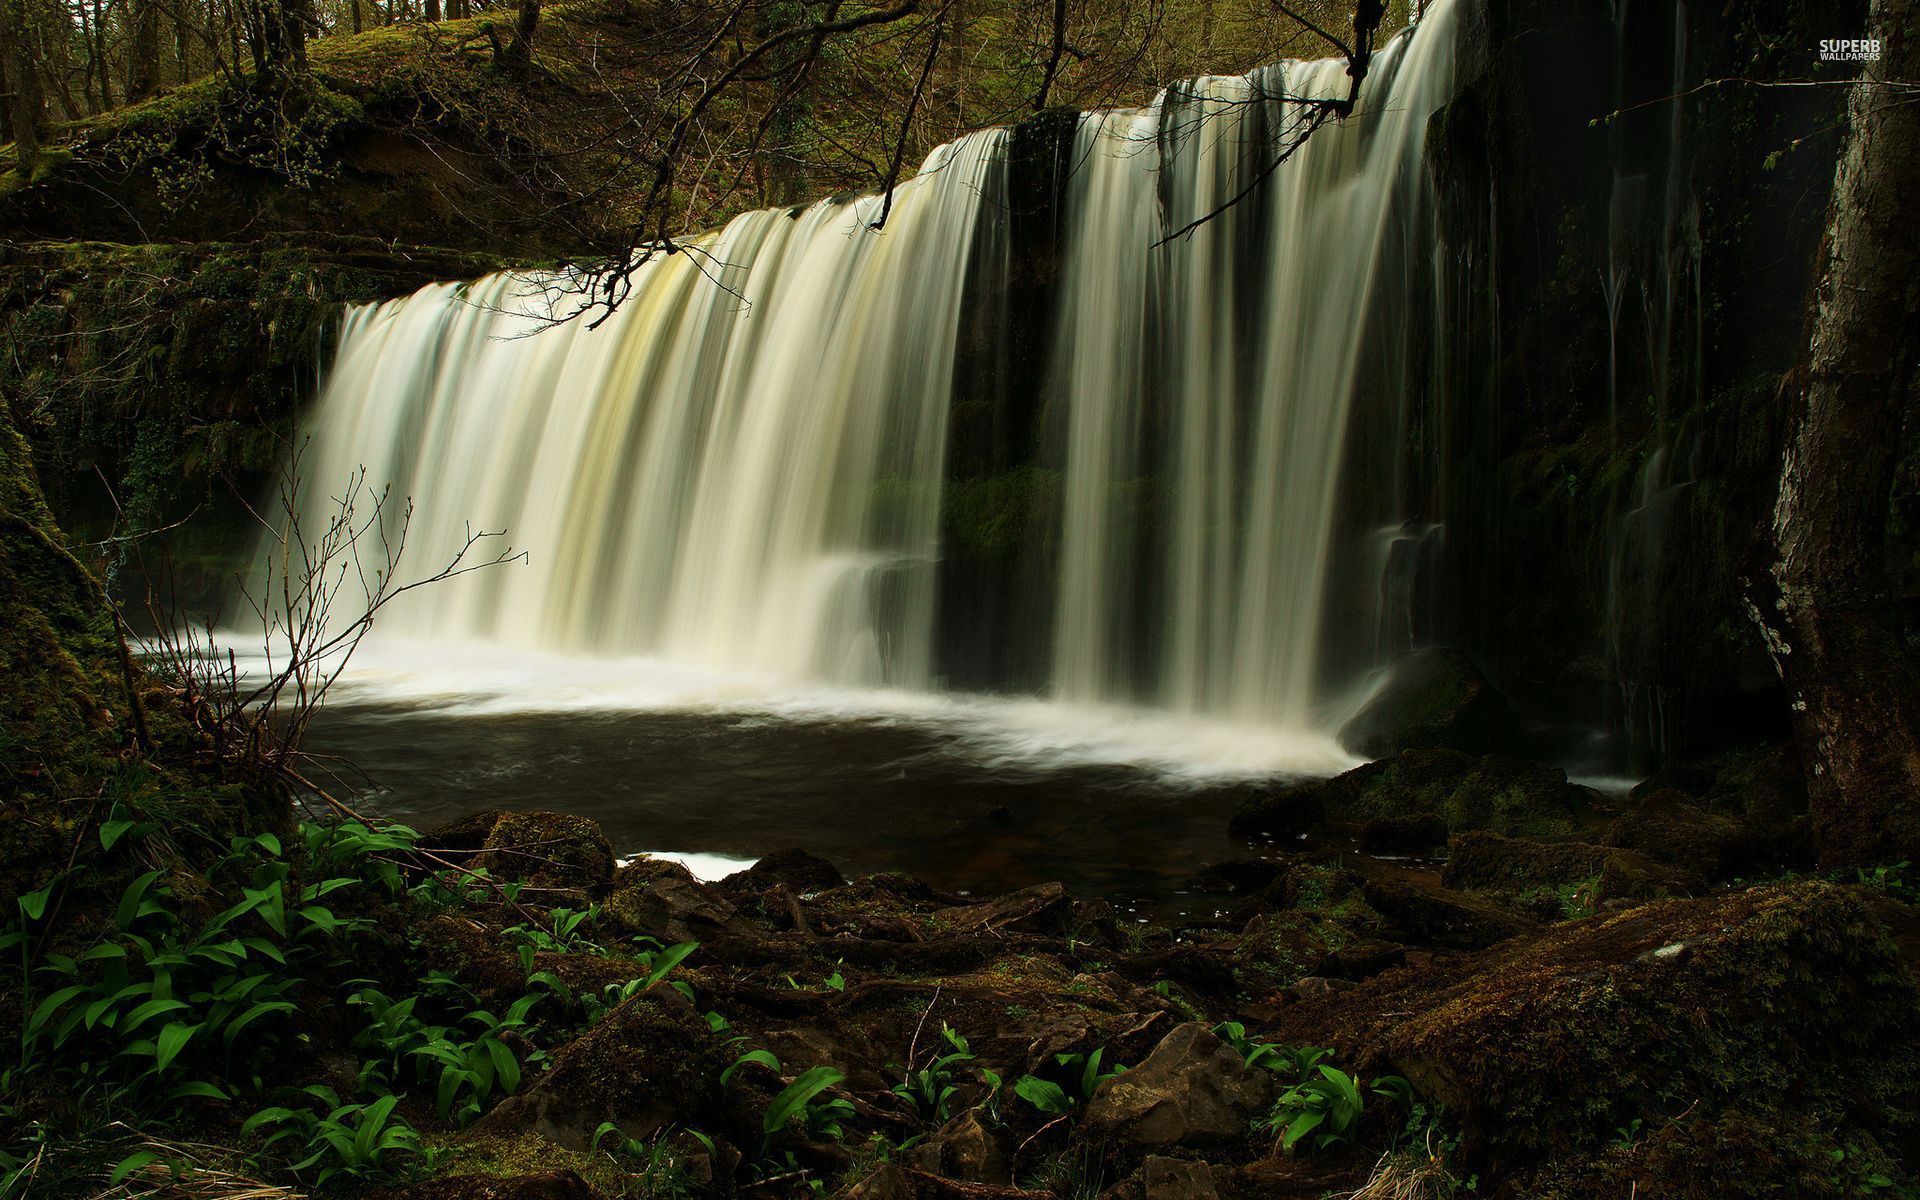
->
left=288, top=638, right=1357, bottom=913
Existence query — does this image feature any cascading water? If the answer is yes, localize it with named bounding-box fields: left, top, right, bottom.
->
left=285, top=0, right=1460, bottom=739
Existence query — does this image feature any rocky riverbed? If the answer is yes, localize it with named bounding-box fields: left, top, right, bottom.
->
left=360, top=734, right=1920, bottom=1200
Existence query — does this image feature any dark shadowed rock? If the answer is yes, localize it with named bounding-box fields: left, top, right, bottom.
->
left=1358, top=813, right=1451, bottom=855
left=470, top=811, right=615, bottom=895
left=901, top=1110, right=1011, bottom=1184
left=1225, top=785, right=1327, bottom=842
left=1264, top=749, right=1583, bottom=841
left=417, top=808, right=511, bottom=857
left=1271, top=882, right=1920, bottom=1178
left=478, top=992, right=724, bottom=1149
left=719, top=848, right=845, bottom=896
left=835, top=1163, right=1041, bottom=1200
left=1338, top=647, right=1520, bottom=757
left=1606, top=788, right=1767, bottom=881
left=1444, top=831, right=1704, bottom=907
left=932, top=882, right=1074, bottom=936
left=1085, top=1023, right=1274, bottom=1151
left=605, top=857, right=754, bottom=943
left=1142, top=1156, right=1220, bottom=1200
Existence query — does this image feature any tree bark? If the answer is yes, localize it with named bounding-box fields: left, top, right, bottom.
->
left=130, top=0, right=164, bottom=99
left=0, top=0, right=45, bottom=175
left=1751, top=0, right=1920, bottom=867
left=501, top=0, right=538, bottom=76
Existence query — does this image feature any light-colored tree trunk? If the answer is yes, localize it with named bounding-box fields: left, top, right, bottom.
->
left=1752, top=0, right=1920, bottom=866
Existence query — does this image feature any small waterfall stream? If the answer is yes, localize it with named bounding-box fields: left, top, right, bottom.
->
left=290, top=0, right=1460, bottom=737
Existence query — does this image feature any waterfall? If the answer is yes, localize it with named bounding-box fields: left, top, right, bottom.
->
left=287, top=0, right=1460, bottom=731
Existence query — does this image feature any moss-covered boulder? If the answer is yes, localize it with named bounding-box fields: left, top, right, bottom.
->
left=477, top=991, right=727, bottom=1151
left=1442, top=831, right=1704, bottom=913
left=1276, top=882, right=1920, bottom=1184
left=1338, top=647, right=1521, bottom=758
left=1232, top=749, right=1584, bottom=845
left=472, top=811, right=615, bottom=897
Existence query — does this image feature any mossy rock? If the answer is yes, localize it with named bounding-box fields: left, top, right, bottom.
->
left=1284, top=882, right=1920, bottom=1177
left=1233, top=749, right=1584, bottom=844
left=1443, top=831, right=1704, bottom=909
left=477, top=990, right=728, bottom=1152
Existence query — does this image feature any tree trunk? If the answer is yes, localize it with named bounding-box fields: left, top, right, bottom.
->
left=425, top=0, right=441, bottom=22
left=0, top=0, right=46, bottom=174
left=1752, top=0, right=1920, bottom=867
left=501, top=0, right=538, bottom=76
left=130, top=0, right=163, bottom=98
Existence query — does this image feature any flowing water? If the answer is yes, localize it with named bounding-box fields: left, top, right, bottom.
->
left=270, top=0, right=1463, bottom=898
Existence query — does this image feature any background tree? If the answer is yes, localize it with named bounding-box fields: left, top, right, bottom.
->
left=1750, top=0, right=1920, bottom=866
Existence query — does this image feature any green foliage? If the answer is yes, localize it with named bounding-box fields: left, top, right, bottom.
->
left=4, top=826, right=390, bottom=1105
left=506, top=904, right=605, bottom=954
left=1267, top=1059, right=1411, bottom=1155
left=1012, top=1047, right=1126, bottom=1116
left=242, top=1086, right=427, bottom=1190
left=593, top=1123, right=713, bottom=1200
left=345, top=986, right=540, bottom=1126
left=764, top=1066, right=855, bottom=1148
left=890, top=1024, right=975, bottom=1124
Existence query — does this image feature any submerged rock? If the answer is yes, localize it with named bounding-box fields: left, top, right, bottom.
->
left=1337, top=647, right=1520, bottom=758
left=1085, top=1022, right=1275, bottom=1151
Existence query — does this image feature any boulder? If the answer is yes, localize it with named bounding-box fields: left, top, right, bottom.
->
left=932, top=882, right=1074, bottom=936
left=468, top=811, right=615, bottom=895
left=1224, top=785, right=1327, bottom=842
left=1443, top=831, right=1703, bottom=908
left=1292, top=748, right=1583, bottom=839
left=605, top=857, right=754, bottom=944
left=477, top=992, right=725, bottom=1150
left=1357, top=813, right=1451, bottom=855
left=1141, top=1156, right=1219, bottom=1200
left=1084, top=1023, right=1275, bottom=1151
left=1276, top=883, right=1920, bottom=1175
left=719, top=848, right=845, bottom=897
left=901, top=1110, right=1011, bottom=1184
left=1338, top=647, right=1520, bottom=758
left=1606, top=789, right=1765, bottom=881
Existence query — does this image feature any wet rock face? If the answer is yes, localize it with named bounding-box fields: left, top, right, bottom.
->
left=1338, top=647, right=1521, bottom=758
left=1085, top=1023, right=1275, bottom=1152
